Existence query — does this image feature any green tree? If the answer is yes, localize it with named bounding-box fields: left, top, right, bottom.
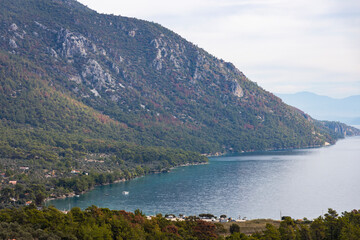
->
left=310, top=218, right=325, bottom=240
left=227, top=232, right=249, bottom=240
left=35, top=191, right=46, bottom=206
left=299, top=224, right=312, bottom=240
left=279, top=217, right=297, bottom=240
left=324, top=208, right=341, bottom=240
left=230, top=223, right=240, bottom=234
left=262, top=223, right=281, bottom=240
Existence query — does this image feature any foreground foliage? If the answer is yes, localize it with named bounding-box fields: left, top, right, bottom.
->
left=1, top=0, right=359, bottom=210
left=0, top=207, right=358, bottom=240
left=0, top=205, right=221, bottom=240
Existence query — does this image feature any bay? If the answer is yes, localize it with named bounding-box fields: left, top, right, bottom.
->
left=48, top=136, right=360, bottom=220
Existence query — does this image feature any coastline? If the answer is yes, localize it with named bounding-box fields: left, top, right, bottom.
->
left=46, top=137, right=354, bottom=205
left=46, top=142, right=335, bottom=203
left=203, top=141, right=338, bottom=158
left=45, top=161, right=209, bottom=204
left=45, top=137, right=360, bottom=221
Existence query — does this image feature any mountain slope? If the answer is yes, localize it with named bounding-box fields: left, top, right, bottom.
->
left=277, top=92, right=360, bottom=125
left=1, top=0, right=358, bottom=158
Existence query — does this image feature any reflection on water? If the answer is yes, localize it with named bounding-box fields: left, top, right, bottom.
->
left=48, top=137, right=360, bottom=219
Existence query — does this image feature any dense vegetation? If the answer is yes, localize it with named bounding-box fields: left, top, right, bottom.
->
left=0, top=206, right=358, bottom=240
left=1, top=0, right=357, bottom=155
left=0, top=0, right=359, bottom=208
left=0, top=50, right=206, bottom=207
left=0, top=128, right=206, bottom=208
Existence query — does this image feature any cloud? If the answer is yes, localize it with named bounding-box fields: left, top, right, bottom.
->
left=78, top=0, right=360, bottom=98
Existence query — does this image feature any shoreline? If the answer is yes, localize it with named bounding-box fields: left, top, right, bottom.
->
left=44, top=137, right=360, bottom=221
left=45, top=161, right=209, bottom=204
left=46, top=137, right=352, bottom=205
left=203, top=141, right=337, bottom=158
left=46, top=142, right=336, bottom=204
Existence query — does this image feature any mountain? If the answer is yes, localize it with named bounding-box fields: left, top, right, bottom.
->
left=276, top=92, right=360, bottom=125
left=1, top=0, right=359, bottom=159
left=1, top=0, right=360, bottom=207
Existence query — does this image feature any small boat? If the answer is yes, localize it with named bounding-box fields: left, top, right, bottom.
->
left=122, top=191, right=129, bottom=195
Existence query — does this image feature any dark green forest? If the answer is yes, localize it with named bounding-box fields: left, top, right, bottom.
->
left=0, top=207, right=359, bottom=240
left=1, top=0, right=360, bottom=229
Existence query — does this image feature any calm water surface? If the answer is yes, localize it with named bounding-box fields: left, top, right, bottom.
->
left=49, top=136, right=360, bottom=219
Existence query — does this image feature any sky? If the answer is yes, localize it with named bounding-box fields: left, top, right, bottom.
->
left=77, top=0, right=360, bottom=98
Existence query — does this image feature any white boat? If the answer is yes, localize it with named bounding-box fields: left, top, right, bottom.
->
left=122, top=191, right=129, bottom=195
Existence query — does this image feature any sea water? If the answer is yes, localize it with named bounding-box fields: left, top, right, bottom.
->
left=48, top=136, right=360, bottom=220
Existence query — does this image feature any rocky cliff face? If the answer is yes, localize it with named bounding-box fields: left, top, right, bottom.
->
left=2, top=10, right=248, bottom=104
left=319, top=121, right=360, bottom=137
left=1, top=0, right=356, bottom=154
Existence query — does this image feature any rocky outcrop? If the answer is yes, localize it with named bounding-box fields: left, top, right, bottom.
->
left=151, top=35, right=188, bottom=71
left=54, top=28, right=118, bottom=95
left=128, top=30, right=136, bottom=37
left=47, top=47, right=58, bottom=58
left=320, top=121, right=360, bottom=137
left=9, top=23, right=18, bottom=31
left=9, top=38, right=17, bottom=48
left=90, top=88, right=100, bottom=97
left=68, top=75, right=82, bottom=84
left=192, top=52, right=206, bottom=81
left=57, top=29, right=95, bottom=58
left=151, top=37, right=168, bottom=71
left=34, top=21, right=57, bottom=33
left=82, top=59, right=114, bottom=90
left=231, top=80, right=244, bottom=98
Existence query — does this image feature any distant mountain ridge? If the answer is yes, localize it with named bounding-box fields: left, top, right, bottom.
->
left=276, top=92, right=360, bottom=125
left=0, top=0, right=359, bottom=162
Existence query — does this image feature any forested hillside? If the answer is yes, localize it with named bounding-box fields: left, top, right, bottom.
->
left=2, top=0, right=357, bottom=154
left=0, top=0, right=359, bottom=207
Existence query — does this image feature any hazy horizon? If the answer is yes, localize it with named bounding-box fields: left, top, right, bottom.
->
left=276, top=91, right=360, bottom=99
